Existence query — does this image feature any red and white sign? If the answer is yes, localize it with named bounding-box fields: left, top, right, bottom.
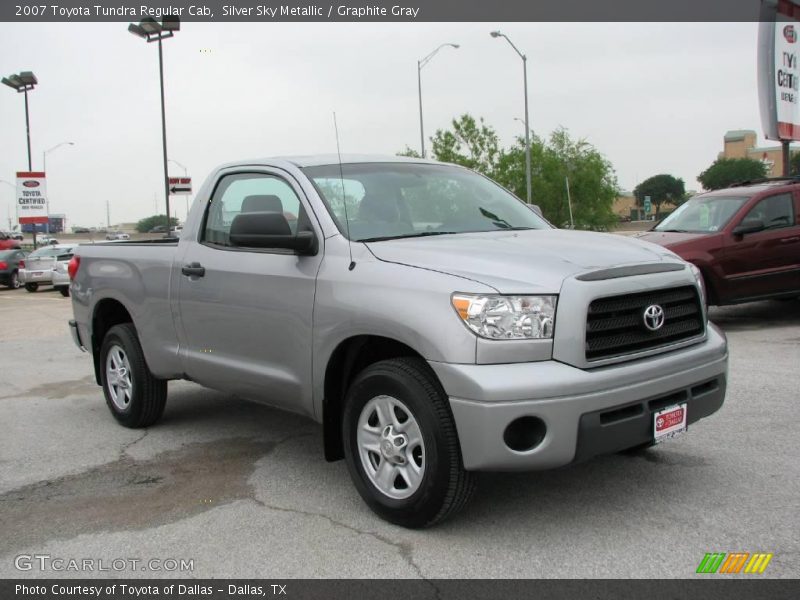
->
left=16, top=171, right=48, bottom=224
left=168, top=177, right=192, bottom=195
left=654, top=403, right=688, bottom=443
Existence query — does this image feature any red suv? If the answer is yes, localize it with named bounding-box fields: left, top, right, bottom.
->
left=638, top=179, right=800, bottom=306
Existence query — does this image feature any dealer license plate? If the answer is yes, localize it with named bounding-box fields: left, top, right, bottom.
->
left=653, top=403, right=687, bottom=443
left=31, top=271, right=45, bottom=278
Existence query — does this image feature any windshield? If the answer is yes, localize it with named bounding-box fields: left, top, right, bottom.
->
left=655, top=195, right=750, bottom=233
left=303, top=162, right=551, bottom=241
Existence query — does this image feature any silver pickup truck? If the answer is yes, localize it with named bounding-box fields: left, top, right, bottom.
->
left=68, top=155, right=728, bottom=527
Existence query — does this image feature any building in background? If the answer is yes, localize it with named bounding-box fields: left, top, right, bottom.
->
left=719, top=130, right=790, bottom=176
left=21, top=214, right=66, bottom=234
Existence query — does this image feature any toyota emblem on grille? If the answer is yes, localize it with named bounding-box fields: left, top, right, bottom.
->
left=643, top=304, right=665, bottom=331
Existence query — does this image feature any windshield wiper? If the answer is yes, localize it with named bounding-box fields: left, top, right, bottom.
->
left=479, top=207, right=513, bottom=229
left=359, top=231, right=460, bottom=243
left=656, top=228, right=691, bottom=233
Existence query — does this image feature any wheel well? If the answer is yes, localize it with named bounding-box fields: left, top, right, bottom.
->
left=323, top=336, right=424, bottom=462
left=91, top=299, right=133, bottom=384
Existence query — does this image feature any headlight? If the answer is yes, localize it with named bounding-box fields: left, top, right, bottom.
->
left=451, top=294, right=557, bottom=339
left=688, top=263, right=707, bottom=309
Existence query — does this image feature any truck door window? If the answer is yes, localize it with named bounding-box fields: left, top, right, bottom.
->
left=742, top=193, right=795, bottom=231
left=203, top=173, right=306, bottom=247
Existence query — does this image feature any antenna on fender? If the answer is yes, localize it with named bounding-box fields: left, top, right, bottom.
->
left=333, top=112, right=356, bottom=271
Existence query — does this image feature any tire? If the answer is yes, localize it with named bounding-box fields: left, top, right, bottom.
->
left=24, top=283, right=38, bottom=293
left=8, top=271, right=20, bottom=289
left=99, top=323, right=167, bottom=428
left=342, top=357, right=475, bottom=528
left=57, top=286, right=70, bottom=297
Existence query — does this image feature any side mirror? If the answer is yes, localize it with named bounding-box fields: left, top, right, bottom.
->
left=229, top=212, right=317, bottom=255
left=732, top=217, right=765, bottom=237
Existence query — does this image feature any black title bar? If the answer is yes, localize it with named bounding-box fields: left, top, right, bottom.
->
left=0, top=0, right=775, bottom=22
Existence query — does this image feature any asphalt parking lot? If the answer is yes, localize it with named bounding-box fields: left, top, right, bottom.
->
left=0, top=286, right=798, bottom=579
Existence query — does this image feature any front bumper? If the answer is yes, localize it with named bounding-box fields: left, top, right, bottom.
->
left=429, top=323, right=728, bottom=471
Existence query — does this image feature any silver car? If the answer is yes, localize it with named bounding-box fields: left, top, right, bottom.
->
left=20, top=244, right=75, bottom=295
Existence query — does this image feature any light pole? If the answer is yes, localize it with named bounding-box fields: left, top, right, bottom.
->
left=129, top=16, right=180, bottom=234
left=491, top=31, right=532, bottom=204
left=417, top=43, right=459, bottom=158
left=43, top=142, right=75, bottom=234
left=0, top=180, right=15, bottom=230
left=2, top=70, right=39, bottom=247
left=513, top=117, right=534, bottom=138
left=168, top=158, right=189, bottom=221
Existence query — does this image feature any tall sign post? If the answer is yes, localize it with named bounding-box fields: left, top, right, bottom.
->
left=16, top=172, right=48, bottom=233
left=758, top=0, right=800, bottom=175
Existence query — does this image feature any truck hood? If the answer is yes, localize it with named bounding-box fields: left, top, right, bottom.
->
left=634, top=230, right=708, bottom=248
left=365, top=229, right=681, bottom=293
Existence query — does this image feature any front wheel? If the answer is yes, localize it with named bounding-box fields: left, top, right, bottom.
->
left=100, top=323, right=167, bottom=428
left=57, top=286, right=70, bottom=297
left=8, top=271, right=20, bottom=289
left=24, top=283, right=38, bottom=293
left=343, top=358, right=475, bottom=528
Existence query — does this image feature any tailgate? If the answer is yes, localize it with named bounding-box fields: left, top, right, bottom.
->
left=26, top=257, right=57, bottom=271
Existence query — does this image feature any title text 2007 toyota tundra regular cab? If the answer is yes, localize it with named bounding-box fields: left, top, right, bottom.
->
left=68, top=156, right=728, bottom=527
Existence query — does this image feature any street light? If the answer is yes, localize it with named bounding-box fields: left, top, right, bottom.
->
left=417, top=43, right=459, bottom=158
left=43, top=142, right=75, bottom=234
left=2, top=70, right=39, bottom=246
left=129, top=15, right=180, bottom=233
left=491, top=31, right=532, bottom=204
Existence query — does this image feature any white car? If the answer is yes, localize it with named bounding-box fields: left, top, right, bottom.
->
left=38, top=236, right=59, bottom=245
left=19, top=244, right=76, bottom=295
left=105, top=232, right=130, bottom=240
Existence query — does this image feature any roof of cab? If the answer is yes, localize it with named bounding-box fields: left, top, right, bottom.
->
left=700, top=178, right=800, bottom=197
left=216, top=154, right=449, bottom=171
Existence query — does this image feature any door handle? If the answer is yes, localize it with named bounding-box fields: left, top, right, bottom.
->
left=181, top=262, right=205, bottom=277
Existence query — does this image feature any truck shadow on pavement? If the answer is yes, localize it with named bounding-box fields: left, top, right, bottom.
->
left=709, top=298, right=800, bottom=332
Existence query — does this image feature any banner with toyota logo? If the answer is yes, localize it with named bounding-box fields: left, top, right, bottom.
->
left=16, top=171, right=48, bottom=224
left=758, top=2, right=800, bottom=140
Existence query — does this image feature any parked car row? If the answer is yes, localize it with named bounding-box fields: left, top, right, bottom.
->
left=0, top=244, right=76, bottom=295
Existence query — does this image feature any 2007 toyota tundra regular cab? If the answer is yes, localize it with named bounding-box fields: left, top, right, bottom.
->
left=68, top=156, right=728, bottom=527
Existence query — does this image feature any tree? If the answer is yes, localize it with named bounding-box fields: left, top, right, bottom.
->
left=429, top=114, right=500, bottom=174
left=633, top=174, right=686, bottom=218
left=697, top=157, right=767, bottom=190
left=494, top=129, right=618, bottom=230
left=136, top=214, right=179, bottom=233
left=400, top=117, right=619, bottom=230
left=790, top=151, right=800, bottom=176
left=396, top=147, right=421, bottom=158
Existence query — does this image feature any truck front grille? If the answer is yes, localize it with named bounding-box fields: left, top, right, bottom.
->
left=585, top=285, right=704, bottom=361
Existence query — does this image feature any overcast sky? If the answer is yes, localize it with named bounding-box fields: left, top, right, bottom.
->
left=0, top=22, right=767, bottom=228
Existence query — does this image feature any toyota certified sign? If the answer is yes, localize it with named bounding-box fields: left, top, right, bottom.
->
left=16, top=171, right=48, bottom=224
left=759, top=5, right=800, bottom=140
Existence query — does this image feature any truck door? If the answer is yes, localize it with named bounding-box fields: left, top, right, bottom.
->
left=721, top=191, right=800, bottom=301
left=176, top=169, right=323, bottom=416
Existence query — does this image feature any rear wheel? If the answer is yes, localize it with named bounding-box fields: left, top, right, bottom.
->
left=8, top=271, right=19, bottom=289
left=100, top=323, right=167, bottom=428
left=24, top=283, right=38, bottom=293
left=57, top=286, right=70, bottom=297
left=342, top=357, right=475, bottom=528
